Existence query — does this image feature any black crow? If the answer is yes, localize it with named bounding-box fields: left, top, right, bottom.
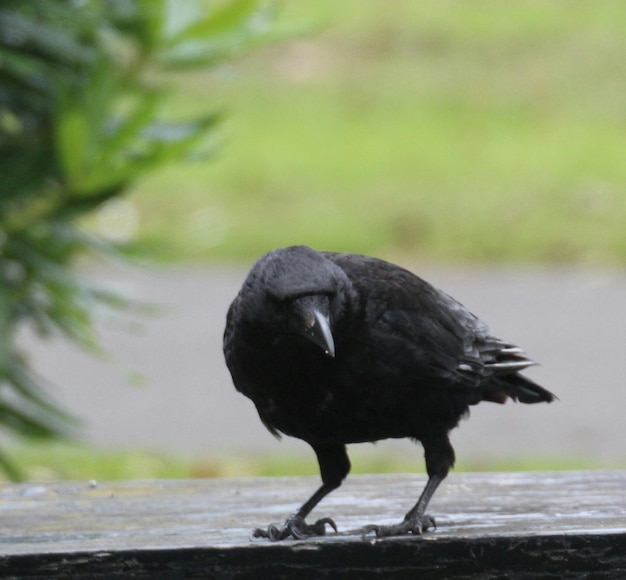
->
left=223, top=245, right=555, bottom=540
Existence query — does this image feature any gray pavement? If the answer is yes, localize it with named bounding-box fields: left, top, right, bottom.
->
left=18, top=262, right=626, bottom=467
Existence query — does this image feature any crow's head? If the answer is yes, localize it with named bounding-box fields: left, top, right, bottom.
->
left=242, top=246, right=352, bottom=357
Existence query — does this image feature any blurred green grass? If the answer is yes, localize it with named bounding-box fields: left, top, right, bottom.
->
left=3, top=442, right=623, bottom=483
left=101, top=0, right=626, bottom=264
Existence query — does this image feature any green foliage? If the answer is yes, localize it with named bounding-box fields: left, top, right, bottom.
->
left=0, top=0, right=276, bottom=478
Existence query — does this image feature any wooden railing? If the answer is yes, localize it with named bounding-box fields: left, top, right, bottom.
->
left=2, top=471, right=625, bottom=577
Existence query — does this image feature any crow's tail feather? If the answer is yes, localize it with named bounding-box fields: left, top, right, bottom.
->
left=495, top=373, right=556, bottom=404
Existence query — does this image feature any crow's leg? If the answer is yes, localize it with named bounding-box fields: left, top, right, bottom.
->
left=363, top=434, right=454, bottom=538
left=252, top=443, right=350, bottom=541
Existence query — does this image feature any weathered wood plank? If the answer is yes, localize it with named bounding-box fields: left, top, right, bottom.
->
left=1, top=471, right=625, bottom=578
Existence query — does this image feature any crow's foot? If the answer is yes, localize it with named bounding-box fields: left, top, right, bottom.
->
left=251, top=515, right=337, bottom=541
left=361, top=514, right=436, bottom=538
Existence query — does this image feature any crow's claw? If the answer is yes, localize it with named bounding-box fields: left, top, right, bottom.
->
left=252, top=514, right=338, bottom=541
left=361, top=514, right=436, bottom=538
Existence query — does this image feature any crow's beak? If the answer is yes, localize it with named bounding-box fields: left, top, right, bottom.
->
left=307, top=309, right=335, bottom=357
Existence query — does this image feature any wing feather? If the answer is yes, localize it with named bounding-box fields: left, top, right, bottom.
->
left=325, top=252, right=537, bottom=389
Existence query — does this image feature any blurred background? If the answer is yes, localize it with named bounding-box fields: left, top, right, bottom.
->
left=1, top=0, right=625, bottom=481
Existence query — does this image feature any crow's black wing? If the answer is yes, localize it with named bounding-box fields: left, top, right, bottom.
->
left=325, top=253, right=537, bottom=392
